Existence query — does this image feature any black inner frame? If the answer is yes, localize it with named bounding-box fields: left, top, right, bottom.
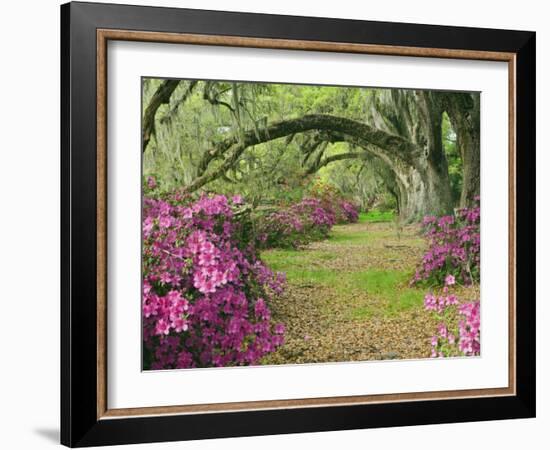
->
left=61, top=2, right=536, bottom=447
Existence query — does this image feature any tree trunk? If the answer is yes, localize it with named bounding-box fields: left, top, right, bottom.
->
left=186, top=113, right=453, bottom=222
left=393, top=163, right=453, bottom=223
left=457, top=125, right=480, bottom=206
left=406, top=91, right=454, bottom=219
left=444, top=93, right=480, bottom=206
left=142, top=80, right=180, bottom=153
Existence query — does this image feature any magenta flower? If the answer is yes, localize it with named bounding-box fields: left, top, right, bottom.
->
left=231, top=195, right=243, bottom=204
left=155, top=319, right=170, bottom=335
left=159, top=272, right=171, bottom=285
left=159, top=215, right=172, bottom=229
left=426, top=290, right=480, bottom=358
left=142, top=192, right=286, bottom=369
left=424, top=293, right=437, bottom=311
left=445, top=274, right=456, bottom=286
left=413, top=200, right=480, bottom=286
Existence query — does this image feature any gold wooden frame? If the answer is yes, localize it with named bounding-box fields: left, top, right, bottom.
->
left=96, top=29, right=516, bottom=420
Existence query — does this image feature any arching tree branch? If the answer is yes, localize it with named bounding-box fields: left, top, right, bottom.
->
left=203, top=82, right=235, bottom=113
left=142, top=80, right=180, bottom=153
left=196, top=114, right=422, bottom=178
left=304, top=152, right=364, bottom=175
left=160, top=80, right=198, bottom=124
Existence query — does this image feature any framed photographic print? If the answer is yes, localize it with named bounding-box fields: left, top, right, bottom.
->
left=60, top=1, right=536, bottom=447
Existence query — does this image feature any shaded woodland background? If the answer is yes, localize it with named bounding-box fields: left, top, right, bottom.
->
left=142, top=79, right=479, bottom=222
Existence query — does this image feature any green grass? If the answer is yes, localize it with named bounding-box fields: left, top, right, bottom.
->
left=328, top=227, right=397, bottom=246
left=350, top=269, right=409, bottom=292
left=327, top=229, right=370, bottom=244
left=359, top=210, right=395, bottom=223
left=262, top=245, right=424, bottom=317
left=347, top=270, right=424, bottom=318
left=261, top=249, right=337, bottom=272
left=262, top=249, right=341, bottom=285
left=261, top=216, right=424, bottom=319
left=281, top=268, right=342, bottom=285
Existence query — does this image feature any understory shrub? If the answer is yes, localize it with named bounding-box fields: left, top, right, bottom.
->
left=414, top=200, right=481, bottom=357
left=256, top=192, right=360, bottom=249
left=309, top=181, right=360, bottom=224
left=142, top=181, right=286, bottom=370
left=412, top=198, right=480, bottom=286
left=337, top=199, right=360, bottom=223
left=256, top=197, right=335, bottom=248
left=425, top=275, right=480, bottom=358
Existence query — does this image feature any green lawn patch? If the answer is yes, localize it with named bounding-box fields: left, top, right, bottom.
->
left=327, top=229, right=370, bottom=245
left=261, top=249, right=337, bottom=272
left=281, top=268, right=341, bottom=285
left=348, top=270, right=424, bottom=317
left=261, top=220, right=424, bottom=320
left=328, top=227, right=396, bottom=246
left=359, top=210, right=395, bottom=223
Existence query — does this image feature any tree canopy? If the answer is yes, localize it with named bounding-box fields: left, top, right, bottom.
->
left=142, top=79, right=479, bottom=221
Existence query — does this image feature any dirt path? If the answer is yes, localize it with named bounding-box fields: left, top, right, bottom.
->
left=260, top=219, right=441, bottom=365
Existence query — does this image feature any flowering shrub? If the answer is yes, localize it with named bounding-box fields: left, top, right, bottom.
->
left=308, top=180, right=360, bottom=224
left=425, top=275, right=480, bottom=358
left=413, top=198, right=480, bottom=286
left=256, top=197, right=337, bottom=249
left=142, top=182, right=285, bottom=370
left=293, top=197, right=337, bottom=231
left=338, top=199, right=359, bottom=223
left=256, top=194, right=359, bottom=249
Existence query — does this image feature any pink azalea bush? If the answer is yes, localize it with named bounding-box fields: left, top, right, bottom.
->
left=413, top=197, right=480, bottom=286
left=308, top=180, right=360, bottom=224
left=337, top=199, right=360, bottom=223
left=142, top=181, right=286, bottom=370
left=257, top=197, right=335, bottom=248
left=257, top=197, right=359, bottom=249
left=425, top=275, right=480, bottom=358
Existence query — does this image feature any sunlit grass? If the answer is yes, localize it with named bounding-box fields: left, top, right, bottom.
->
left=261, top=218, right=424, bottom=319
left=328, top=227, right=396, bottom=246
left=261, top=249, right=337, bottom=272
left=327, top=229, right=370, bottom=244
left=359, top=210, right=395, bottom=223
left=348, top=270, right=424, bottom=317
left=262, top=245, right=424, bottom=317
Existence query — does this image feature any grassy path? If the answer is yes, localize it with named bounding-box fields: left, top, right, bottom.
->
left=260, top=213, right=440, bottom=364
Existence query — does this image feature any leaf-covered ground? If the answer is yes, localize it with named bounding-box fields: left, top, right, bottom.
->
left=259, top=214, right=454, bottom=364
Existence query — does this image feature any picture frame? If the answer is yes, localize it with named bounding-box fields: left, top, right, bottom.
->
left=60, top=1, right=535, bottom=447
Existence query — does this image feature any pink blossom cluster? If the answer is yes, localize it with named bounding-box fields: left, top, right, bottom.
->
left=413, top=198, right=480, bottom=286
left=257, top=197, right=333, bottom=248
left=257, top=197, right=358, bottom=249
left=142, top=183, right=285, bottom=370
left=292, top=197, right=337, bottom=228
left=337, top=200, right=360, bottom=224
left=457, top=301, right=480, bottom=355
left=424, top=289, right=459, bottom=314
left=307, top=180, right=359, bottom=224
left=426, top=275, right=480, bottom=358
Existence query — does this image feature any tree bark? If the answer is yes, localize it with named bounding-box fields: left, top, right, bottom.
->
left=196, top=114, right=422, bottom=177
left=305, top=152, right=364, bottom=175
left=443, top=93, right=480, bottom=206
left=142, top=80, right=180, bottom=153
left=415, top=91, right=454, bottom=217
left=187, top=113, right=453, bottom=222
left=392, top=164, right=447, bottom=222
left=361, top=89, right=454, bottom=220
left=160, top=80, right=198, bottom=124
